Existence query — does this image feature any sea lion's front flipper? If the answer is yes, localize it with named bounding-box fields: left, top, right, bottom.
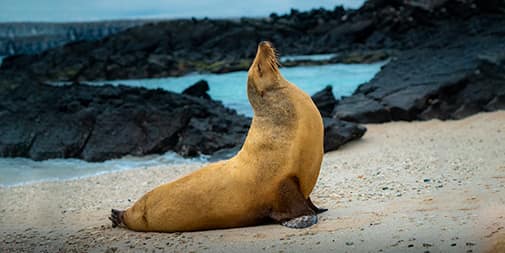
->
left=307, top=197, right=328, bottom=214
left=270, top=177, right=318, bottom=229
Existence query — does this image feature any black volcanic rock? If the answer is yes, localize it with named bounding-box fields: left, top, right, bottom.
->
left=323, top=118, right=366, bottom=152
left=326, top=1, right=505, bottom=123
left=182, top=80, right=211, bottom=100
left=311, top=85, right=337, bottom=117
left=333, top=94, right=391, bottom=123
left=311, top=87, right=367, bottom=151
left=0, top=73, right=367, bottom=162
left=334, top=30, right=505, bottom=123
left=0, top=77, right=250, bottom=162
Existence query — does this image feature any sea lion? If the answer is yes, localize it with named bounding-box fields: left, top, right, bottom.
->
left=109, top=41, right=326, bottom=232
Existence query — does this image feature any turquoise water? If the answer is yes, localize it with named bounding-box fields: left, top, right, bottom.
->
left=2, top=61, right=384, bottom=187
left=280, top=53, right=336, bottom=62
left=92, top=61, right=385, bottom=117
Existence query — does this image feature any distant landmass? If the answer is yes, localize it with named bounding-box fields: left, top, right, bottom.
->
left=0, top=20, right=152, bottom=56
left=0, top=1, right=367, bottom=57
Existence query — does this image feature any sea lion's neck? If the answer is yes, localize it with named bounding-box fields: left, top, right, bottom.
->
left=247, top=80, right=295, bottom=124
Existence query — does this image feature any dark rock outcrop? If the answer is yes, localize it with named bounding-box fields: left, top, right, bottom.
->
left=311, top=87, right=367, bottom=151
left=182, top=80, right=211, bottom=100
left=311, top=85, right=337, bottom=117
left=323, top=118, right=366, bottom=152
left=334, top=94, right=391, bottom=123
left=333, top=14, right=505, bottom=123
left=0, top=77, right=249, bottom=162
left=0, top=74, right=367, bottom=162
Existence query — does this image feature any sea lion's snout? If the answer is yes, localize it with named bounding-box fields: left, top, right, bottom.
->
left=248, top=41, right=281, bottom=95
left=258, top=41, right=273, bottom=51
left=256, top=41, right=277, bottom=66
left=250, top=41, right=279, bottom=75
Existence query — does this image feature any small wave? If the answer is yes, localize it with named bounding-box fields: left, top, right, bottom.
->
left=0, top=152, right=207, bottom=187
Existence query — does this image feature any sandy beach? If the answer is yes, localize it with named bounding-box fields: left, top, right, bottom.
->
left=1, top=111, right=504, bottom=252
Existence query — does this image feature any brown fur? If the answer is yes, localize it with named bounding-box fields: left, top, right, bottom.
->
left=117, top=41, right=324, bottom=232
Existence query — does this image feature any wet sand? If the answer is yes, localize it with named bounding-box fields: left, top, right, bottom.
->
left=1, top=111, right=504, bottom=252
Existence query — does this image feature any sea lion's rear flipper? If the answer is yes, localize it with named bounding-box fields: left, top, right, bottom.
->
left=109, top=209, right=125, bottom=228
left=280, top=215, right=318, bottom=229
left=269, top=177, right=318, bottom=229
left=307, top=197, right=328, bottom=214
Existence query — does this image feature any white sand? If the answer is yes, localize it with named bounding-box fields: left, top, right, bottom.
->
left=1, top=111, right=504, bottom=252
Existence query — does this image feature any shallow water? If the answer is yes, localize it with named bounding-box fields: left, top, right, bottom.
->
left=90, top=61, right=386, bottom=116
left=2, top=60, right=385, bottom=186
left=279, top=53, right=336, bottom=62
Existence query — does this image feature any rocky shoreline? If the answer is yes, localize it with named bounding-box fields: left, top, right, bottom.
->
left=0, top=79, right=248, bottom=162
left=0, top=77, right=365, bottom=162
left=0, top=0, right=504, bottom=161
left=332, top=10, right=505, bottom=123
left=2, top=1, right=504, bottom=81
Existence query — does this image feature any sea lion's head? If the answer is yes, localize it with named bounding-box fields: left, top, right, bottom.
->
left=247, top=41, right=283, bottom=96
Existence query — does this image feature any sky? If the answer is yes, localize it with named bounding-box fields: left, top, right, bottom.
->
left=0, top=0, right=365, bottom=22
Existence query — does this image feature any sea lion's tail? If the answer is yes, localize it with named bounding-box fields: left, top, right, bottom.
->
left=109, top=208, right=126, bottom=228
